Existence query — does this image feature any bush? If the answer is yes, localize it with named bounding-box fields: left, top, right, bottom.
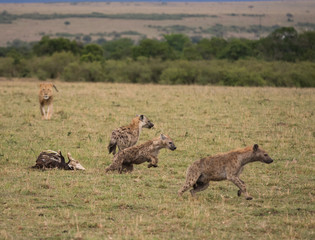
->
left=32, top=51, right=76, bottom=80
left=124, top=60, right=152, bottom=83
left=160, top=60, right=199, bottom=84
left=0, top=57, right=31, bottom=78
left=62, top=61, right=105, bottom=82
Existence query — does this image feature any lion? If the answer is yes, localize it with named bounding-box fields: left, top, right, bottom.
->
left=39, top=83, right=58, bottom=120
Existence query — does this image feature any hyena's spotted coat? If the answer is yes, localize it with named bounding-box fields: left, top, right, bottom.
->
left=178, top=144, right=273, bottom=200
left=108, top=115, right=154, bottom=155
left=105, top=134, right=176, bottom=173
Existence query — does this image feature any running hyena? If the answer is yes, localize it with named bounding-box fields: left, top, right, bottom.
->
left=178, top=144, right=273, bottom=200
left=105, top=134, right=176, bottom=173
left=107, top=115, right=154, bottom=155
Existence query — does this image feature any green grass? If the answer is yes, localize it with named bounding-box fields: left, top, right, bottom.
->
left=0, top=80, right=314, bottom=239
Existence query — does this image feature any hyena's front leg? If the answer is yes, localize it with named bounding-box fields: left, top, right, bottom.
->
left=147, top=156, right=158, bottom=168
left=237, top=178, right=245, bottom=197
left=228, top=175, right=252, bottom=200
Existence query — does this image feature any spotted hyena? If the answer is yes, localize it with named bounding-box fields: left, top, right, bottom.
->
left=107, top=115, right=154, bottom=155
left=178, top=144, right=273, bottom=200
left=105, top=134, right=176, bottom=173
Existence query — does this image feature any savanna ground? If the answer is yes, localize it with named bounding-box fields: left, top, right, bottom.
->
left=0, top=79, right=314, bottom=239
left=0, top=0, right=315, bottom=45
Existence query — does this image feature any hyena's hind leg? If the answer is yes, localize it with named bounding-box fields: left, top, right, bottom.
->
left=178, top=170, right=201, bottom=197
left=105, top=158, right=124, bottom=173
left=122, top=163, right=134, bottom=173
left=190, top=181, right=210, bottom=197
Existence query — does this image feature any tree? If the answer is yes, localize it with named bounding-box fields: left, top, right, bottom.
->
left=163, top=34, right=191, bottom=58
left=82, top=35, right=92, bottom=43
left=163, top=34, right=191, bottom=52
left=80, top=44, right=104, bottom=62
left=297, top=31, right=315, bottom=61
left=257, top=27, right=299, bottom=61
left=102, top=38, right=134, bottom=60
left=132, top=39, right=173, bottom=60
left=195, top=38, right=227, bottom=60
left=33, top=36, right=81, bottom=56
left=219, top=39, right=252, bottom=60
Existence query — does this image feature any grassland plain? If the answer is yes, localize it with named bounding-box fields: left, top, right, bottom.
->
left=0, top=0, right=315, bottom=45
left=0, top=79, right=314, bottom=239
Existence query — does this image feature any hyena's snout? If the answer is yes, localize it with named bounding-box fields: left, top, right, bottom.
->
left=169, top=143, right=177, bottom=151
left=265, top=158, right=273, bottom=164
left=264, top=155, right=273, bottom=164
left=147, top=121, right=154, bottom=129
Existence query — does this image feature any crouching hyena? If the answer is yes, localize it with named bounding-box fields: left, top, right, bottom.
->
left=178, top=144, right=273, bottom=200
left=107, top=115, right=154, bottom=155
left=105, top=134, right=176, bottom=173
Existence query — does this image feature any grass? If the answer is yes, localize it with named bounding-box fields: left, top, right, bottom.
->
left=0, top=80, right=314, bottom=239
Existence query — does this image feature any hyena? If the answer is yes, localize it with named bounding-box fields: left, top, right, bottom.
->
left=107, top=115, right=154, bottom=155
left=178, top=144, right=273, bottom=200
left=105, top=134, right=176, bottom=173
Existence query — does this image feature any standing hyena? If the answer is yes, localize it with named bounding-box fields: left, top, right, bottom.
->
left=39, top=83, right=58, bottom=120
left=107, top=115, right=154, bottom=155
left=105, top=134, right=176, bottom=173
left=178, top=144, right=273, bottom=200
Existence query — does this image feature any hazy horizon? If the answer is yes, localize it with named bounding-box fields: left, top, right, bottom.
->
left=0, top=0, right=276, bottom=3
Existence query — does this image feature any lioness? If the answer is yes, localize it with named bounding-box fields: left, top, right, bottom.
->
left=39, top=83, right=58, bottom=120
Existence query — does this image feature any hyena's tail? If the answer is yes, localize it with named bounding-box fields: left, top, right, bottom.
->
left=178, top=164, right=200, bottom=196
left=107, top=138, right=117, bottom=155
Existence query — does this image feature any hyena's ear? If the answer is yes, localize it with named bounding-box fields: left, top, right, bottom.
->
left=253, top=144, right=259, bottom=152
left=160, top=134, right=166, bottom=140
left=139, top=115, right=144, bottom=121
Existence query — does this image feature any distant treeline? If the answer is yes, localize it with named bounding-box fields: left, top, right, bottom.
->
left=0, top=27, right=314, bottom=87
left=0, top=10, right=214, bottom=23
